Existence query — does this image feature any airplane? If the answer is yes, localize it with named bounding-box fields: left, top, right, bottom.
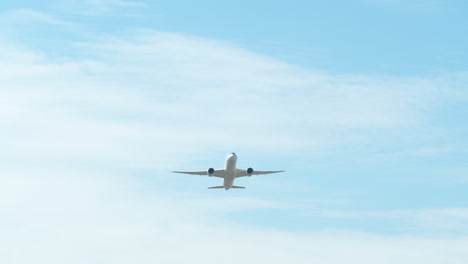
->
left=172, top=152, right=285, bottom=190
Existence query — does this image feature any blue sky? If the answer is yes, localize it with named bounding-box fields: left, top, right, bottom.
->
left=1, top=0, right=468, bottom=263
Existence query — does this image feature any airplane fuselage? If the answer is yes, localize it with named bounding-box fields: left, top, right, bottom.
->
left=223, top=153, right=237, bottom=190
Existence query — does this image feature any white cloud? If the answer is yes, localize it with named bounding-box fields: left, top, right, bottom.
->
left=1, top=13, right=468, bottom=263
left=0, top=8, right=78, bottom=33
left=320, top=208, right=468, bottom=234
left=1, top=29, right=464, bottom=167
left=1, top=166, right=468, bottom=264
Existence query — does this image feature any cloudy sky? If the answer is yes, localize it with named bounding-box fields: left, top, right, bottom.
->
left=1, top=0, right=468, bottom=263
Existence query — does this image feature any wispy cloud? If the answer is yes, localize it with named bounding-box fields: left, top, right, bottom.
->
left=1, top=7, right=468, bottom=263
left=51, top=0, right=148, bottom=15
left=0, top=8, right=74, bottom=27
left=1, top=26, right=466, bottom=167
left=319, top=208, right=468, bottom=234
left=2, top=166, right=468, bottom=264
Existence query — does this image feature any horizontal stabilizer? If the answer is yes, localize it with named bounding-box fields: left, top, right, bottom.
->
left=231, top=186, right=245, bottom=189
left=208, top=186, right=224, bottom=189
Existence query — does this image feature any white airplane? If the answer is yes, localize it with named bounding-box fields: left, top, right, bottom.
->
left=172, top=152, right=285, bottom=190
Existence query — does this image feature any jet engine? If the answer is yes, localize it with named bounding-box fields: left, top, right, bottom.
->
left=207, top=168, right=215, bottom=176
left=246, top=167, right=254, bottom=176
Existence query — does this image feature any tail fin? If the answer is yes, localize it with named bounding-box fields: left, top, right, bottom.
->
left=231, top=186, right=245, bottom=189
left=208, top=186, right=224, bottom=189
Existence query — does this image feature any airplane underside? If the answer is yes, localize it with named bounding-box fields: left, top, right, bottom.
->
left=172, top=152, right=284, bottom=190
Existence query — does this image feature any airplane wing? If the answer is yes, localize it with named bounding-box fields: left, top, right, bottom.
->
left=172, top=169, right=225, bottom=178
left=236, top=169, right=285, bottom=178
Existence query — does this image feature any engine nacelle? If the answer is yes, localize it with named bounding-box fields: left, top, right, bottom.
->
left=207, top=168, right=215, bottom=177
left=246, top=167, right=254, bottom=177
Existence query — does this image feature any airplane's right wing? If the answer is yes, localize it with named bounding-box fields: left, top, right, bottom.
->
left=172, top=169, right=225, bottom=178
left=236, top=169, right=285, bottom=177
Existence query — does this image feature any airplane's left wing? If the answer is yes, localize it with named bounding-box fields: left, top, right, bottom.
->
left=236, top=169, right=285, bottom=177
left=172, top=169, right=225, bottom=178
